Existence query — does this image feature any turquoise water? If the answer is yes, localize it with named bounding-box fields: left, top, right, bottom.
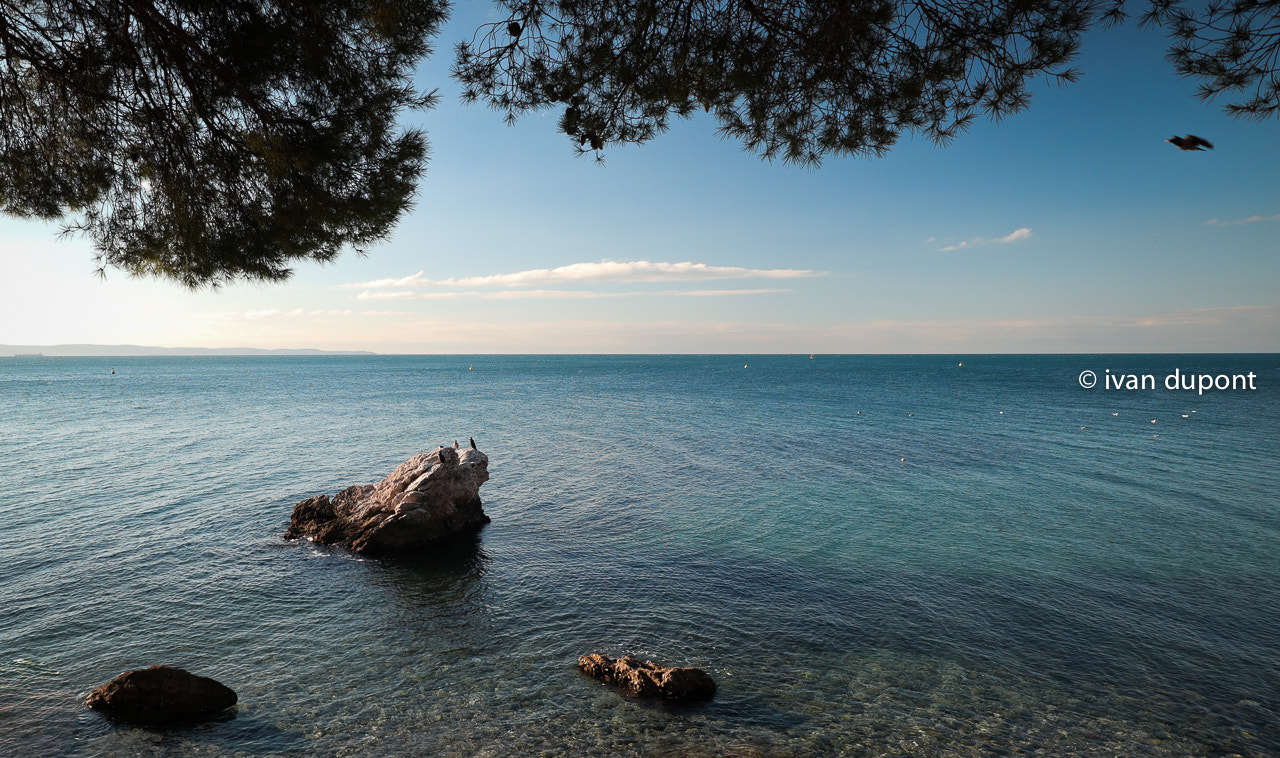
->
left=1, top=354, right=1277, bottom=757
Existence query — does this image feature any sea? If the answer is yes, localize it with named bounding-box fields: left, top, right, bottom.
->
left=1, top=354, right=1277, bottom=757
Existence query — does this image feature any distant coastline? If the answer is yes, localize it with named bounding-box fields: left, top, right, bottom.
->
left=1, top=344, right=377, bottom=357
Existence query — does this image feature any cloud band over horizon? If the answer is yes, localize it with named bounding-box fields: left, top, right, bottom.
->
left=345, top=259, right=826, bottom=290
left=354, top=288, right=791, bottom=300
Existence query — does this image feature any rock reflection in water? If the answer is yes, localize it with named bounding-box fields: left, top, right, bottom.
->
left=366, top=532, right=497, bottom=658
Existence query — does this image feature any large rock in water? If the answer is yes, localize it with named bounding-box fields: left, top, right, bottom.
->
left=285, top=446, right=490, bottom=554
left=85, top=665, right=237, bottom=723
left=578, top=654, right=716, bottom=703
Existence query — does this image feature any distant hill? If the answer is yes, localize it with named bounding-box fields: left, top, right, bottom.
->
left=1, top=344, right=378, bottom=357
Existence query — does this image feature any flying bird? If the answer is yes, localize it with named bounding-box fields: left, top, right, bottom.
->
left=1166, top=135, right=1213, bottom=151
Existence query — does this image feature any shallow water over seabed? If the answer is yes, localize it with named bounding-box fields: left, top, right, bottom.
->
left=1, top=354, right=1277, bottom=756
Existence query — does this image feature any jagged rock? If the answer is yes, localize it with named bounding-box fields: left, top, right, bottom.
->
left=285, top=446, right=490, bottom=554
left=85, top=665, right=237, bottom=723
left=578, top=654, right=716, bottom=703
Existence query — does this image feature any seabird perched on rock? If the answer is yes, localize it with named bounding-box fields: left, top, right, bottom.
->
left=1166, top=135, right=1212, bottom=151
left=469, top=437, right=477, bottom=449
left=453, top=440, right=459, bottom=448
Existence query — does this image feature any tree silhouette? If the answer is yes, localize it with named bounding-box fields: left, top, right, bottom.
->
left=455, top=0, right=1095, bottom=164
left=1, top=0, right=446, bottom=287
left=2, top=0, right=1278, bottom=287
left=456, top=0, right=1280, bottom=163
left=1106, top=0, right=1280, bottom=120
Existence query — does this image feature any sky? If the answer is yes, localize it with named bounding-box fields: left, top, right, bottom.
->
left=2, top=4, right=1278, bottom=354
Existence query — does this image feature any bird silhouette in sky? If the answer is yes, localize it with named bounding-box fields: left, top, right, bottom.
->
left=1166, top=135, right=1213, bottom=151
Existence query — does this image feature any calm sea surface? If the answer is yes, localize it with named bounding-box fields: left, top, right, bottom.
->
left=1, top=354, right=1277, bottom=757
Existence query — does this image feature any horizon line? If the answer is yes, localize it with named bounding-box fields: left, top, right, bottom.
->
left=4, top=344, right=1277, bottom=357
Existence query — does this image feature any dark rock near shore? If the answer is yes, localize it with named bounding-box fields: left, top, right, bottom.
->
left=285, top=446, right=490, bottom=554
left=578, top=654, right=716, bottom=703
left=85, top=665, right=237, bottom=723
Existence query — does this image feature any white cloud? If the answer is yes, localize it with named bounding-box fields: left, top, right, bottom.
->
left=939, top=227, right=1032, bottom=252
left=197, top=308, right=388, bottom=320
left=353, top=291, right=422, bottom=301
left=345, top=260, right=824, bottom=290
left=355, top=288, right=789, bottom=301
left=1205, top=213, right=1280, bottom=226
left=677, top=289, right=789, bottom=297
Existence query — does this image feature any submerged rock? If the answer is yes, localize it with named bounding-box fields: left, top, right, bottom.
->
left=578, top=654, right=716, bottom=703
left=285, top=446, right=490, bottom=554
left=85, top=665, right=237, bottom=723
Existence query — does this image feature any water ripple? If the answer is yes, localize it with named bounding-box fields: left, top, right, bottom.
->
left=1, top=355, right=1276, bottom=756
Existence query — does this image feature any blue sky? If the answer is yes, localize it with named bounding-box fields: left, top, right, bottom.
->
left=2, top=4, right=1277, bottom=353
